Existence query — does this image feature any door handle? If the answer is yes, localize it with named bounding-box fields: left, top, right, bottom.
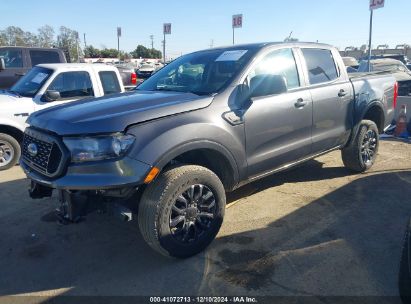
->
left=338, top=89, right=347, bottom=97
left=294, top=98, right=307, bottom=108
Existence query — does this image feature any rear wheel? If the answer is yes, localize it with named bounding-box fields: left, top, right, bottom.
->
left=341, top=120, right=379, bottom=173
left=0, top=133, right=21, bottom=171
left=138, top=165, right=226, bottom=258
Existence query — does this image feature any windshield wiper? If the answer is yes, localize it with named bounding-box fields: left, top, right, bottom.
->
left=5, top=90, right=22, bottom=97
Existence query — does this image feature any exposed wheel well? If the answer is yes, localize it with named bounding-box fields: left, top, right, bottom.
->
left=363, top=106, right=384, bottom=133
left=165, top=149, right=236, bottom=191
left=0, top=125, right=23, bottom=143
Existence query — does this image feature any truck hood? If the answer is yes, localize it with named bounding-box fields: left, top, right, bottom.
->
left=27, top=90, right=213, bottom=136
left=0, top=92, right=22, bottom=104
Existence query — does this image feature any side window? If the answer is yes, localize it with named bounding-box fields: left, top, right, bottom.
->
left=47, top=71, right=94, bottom=99
left=302, top=49, right=339, bottom=85
left=99, top=71, right=121, bottom=95
left=30, top=50, right=60, bottom=66
left=0, top=49, right=23, bottom=68
left=249, top=48, right=300, bottom=93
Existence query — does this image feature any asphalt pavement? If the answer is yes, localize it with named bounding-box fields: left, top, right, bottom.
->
left=0, top=139, right=410, bottom=302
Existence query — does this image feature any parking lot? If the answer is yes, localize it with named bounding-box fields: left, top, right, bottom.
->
left=0, top=139, right=410, bottom=300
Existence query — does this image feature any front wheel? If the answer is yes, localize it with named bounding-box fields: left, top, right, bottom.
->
left=0, top=133, right=21, bottom=171
left=138, top=165, right=226, bottom=258
left=341, top=120, right=379, bottom=173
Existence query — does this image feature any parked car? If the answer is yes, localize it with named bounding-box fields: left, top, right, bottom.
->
left=399, top=218, right=411, bottom=304
left=136, top=63, right=156, bottom=79
left=0, top=63, right=124, bottom=170
left=0, top=47, right=66, bottom=89
left=115, top=64, right=138, bottom=90
left=342, top=56, right=359, bottom=72
left=21, top=42, right=397, bottom=258
left=358, top=58, right=411, bottom=96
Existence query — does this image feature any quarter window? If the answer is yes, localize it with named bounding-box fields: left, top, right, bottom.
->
left=47, top=71, right=94, bottom=99
left=249, top=48, right=300, bottom=92
left=302, top=49, right=338, bottom=85
left=99, top=71, right=121, bottom=95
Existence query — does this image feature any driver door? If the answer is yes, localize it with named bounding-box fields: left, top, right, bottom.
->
left=243, top=48, right=313, bottom=178
left=34, top=71, right=94, bottom=111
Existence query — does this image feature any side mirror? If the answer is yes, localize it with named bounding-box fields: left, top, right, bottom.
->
left=0, top=57, right=5, bottom=71
left=249, top=74, right=288, bottom=98
left=44, top=90, right=61, bottom=102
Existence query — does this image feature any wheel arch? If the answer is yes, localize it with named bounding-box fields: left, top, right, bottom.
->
left=155, top=140, right=240, bottom=191
left=0, top=124, right=24, bottom=143
left=362, top=103, right=385, bottom=133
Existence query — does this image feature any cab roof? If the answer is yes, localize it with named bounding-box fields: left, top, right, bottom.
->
left=36, top=63, right=119, bottom=72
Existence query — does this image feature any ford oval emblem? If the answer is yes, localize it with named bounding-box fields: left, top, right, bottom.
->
left=27, top=143, right=38, bottom=157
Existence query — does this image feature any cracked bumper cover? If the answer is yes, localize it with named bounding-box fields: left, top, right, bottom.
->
left=21, top=156, right=151, bottom=190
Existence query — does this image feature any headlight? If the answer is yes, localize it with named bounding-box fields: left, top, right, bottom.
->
left=63, top=134, right=135, bottom=163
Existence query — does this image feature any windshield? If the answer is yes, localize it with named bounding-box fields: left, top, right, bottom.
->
left=137, top=48, right=256, bottom=95
left=10, top=67, right=53, bottom=97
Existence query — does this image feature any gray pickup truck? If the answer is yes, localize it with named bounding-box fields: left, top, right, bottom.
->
left=0, top=47, right=67, bottom=89
left=21, top=42, right=397, bottom=258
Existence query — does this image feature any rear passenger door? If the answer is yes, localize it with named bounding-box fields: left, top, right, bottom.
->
left=244, top=48, right=313, bottom=178
left=99, top=71, right=122, bottom=95
left=300, top=48, right=353, bottom=154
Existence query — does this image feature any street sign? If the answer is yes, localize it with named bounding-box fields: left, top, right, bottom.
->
left=370, top=0, right=385, bottom=10
left=117, top=27, right=121, bottom=37
left=163, top=23, right=171, bottom=35
left=232, top=14, right=243, bottom=28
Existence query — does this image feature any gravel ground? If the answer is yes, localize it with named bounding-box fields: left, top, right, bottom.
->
left=0, top=139, right=410, bottom=302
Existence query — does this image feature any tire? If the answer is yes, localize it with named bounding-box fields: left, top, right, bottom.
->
left=341, top=120, right=379, bottom=173
left=138, top=165, right=226, bottom=258
left=399, top=219, right=411, bottom=304
left=0, top=133, right=21, bottom=171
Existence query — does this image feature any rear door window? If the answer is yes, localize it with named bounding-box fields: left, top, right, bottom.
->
left=30, top=50, right=60, bottom=66
left=99, top=71, right=121, bottom=95
left=0, top=49, right=23, bottom=68
left=47, top=71, right=94, bottom=99
left=302, top=49, right=339, bottom=85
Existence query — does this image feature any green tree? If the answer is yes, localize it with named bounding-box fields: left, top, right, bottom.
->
left=57, top=26, right=82, bottom=62
left=4, top=26, right=26, bottom=46
left=131, top=45, right=162, bottom=59
left=38, top=25, right=55, bottom=47
left=84, top=45, right=101, bottom=58
left=100, top=48, right=119, bottom=58
left=0, top=31, right=6, bottom=45
left=23, top=31, right=39, bottom=47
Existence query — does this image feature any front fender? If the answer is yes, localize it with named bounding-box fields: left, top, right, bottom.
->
left=127, top=116, right=246, bottom=186
left=0, top=117, right=26, bottom=133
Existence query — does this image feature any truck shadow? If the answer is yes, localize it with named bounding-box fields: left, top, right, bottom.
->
left=0, top=164, right=410, bottom=298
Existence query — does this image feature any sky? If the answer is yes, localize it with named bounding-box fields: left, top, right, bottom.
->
left=1, top=0, right=410, bottom=59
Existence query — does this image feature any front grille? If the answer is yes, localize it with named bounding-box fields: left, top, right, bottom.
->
left=22, top=130, right=64, bottom=177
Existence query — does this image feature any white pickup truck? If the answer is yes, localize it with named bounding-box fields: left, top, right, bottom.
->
left=0, top=63, right=125, bottom=170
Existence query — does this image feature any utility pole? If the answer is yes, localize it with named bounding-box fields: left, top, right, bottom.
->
left=117, top=27, right=121, bottom=62
left=75, top=31, right=80, bottom=63
left=83, top=33, right=87, bottom=49
left=163, top=23, right=171, bottom=64
left=367, top=10, right=373, bottom=72
left=150, top=35, right=154, bottom=49
left=209, top=39, right=214, bottom=48
left=163, top=35, right=166, bottom=63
